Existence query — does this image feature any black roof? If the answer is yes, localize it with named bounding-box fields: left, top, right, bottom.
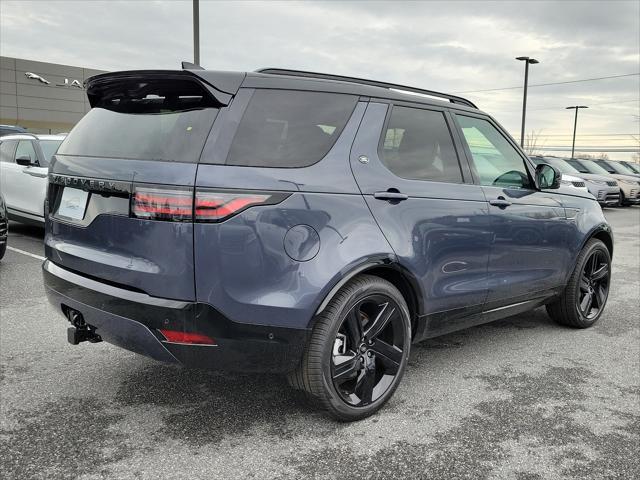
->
left=86, top=66, right=481, bottom=113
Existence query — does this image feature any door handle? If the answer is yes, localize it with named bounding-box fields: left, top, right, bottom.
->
left=23, top=168, right=47, bottom=178
left=374, top=190, right=408, bottom=201
left=489, top=197, right=512, bottom=208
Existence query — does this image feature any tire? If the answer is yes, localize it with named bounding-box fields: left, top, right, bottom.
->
left=289, top=274, right=412, bottom=421
left=0, top=242, right=5, bottom=260
left=546, top=239, right=611, bottom=328
left=618, top=191, right=626, bottom=207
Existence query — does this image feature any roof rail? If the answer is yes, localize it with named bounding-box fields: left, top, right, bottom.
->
left=256, top=68, right=477, bottom=109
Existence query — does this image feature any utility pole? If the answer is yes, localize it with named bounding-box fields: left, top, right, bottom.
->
left=566, top=106, right=589, bottom=159
left=193, top=0, right=200, bottom=65
left=516, top=56, right=539, bottom=148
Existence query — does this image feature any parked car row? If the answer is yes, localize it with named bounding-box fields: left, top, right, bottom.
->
left=530, top=155, right=640, bottom=207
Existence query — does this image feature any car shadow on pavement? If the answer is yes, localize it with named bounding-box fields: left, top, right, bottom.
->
left=110, top=307, right=561, bottom=444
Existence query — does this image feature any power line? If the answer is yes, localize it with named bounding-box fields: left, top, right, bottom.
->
left=524, top=133, right=639, bottom=137
left=453, top=73, right=640, bottom=94
left=527, top=99, right=640, bottom=111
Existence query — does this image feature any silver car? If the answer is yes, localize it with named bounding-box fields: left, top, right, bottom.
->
left=0, top=133, right=65, bottom=225
left=530, top=156, right=620, bottom=207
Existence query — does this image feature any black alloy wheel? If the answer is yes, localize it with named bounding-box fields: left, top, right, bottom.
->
left=547, top=238, right=611, bottom=328
left=577, top=249, right=610, bottom=319
left=288, top=275, right=411, bottom=421
left=331, top=294, right=406, bottom=407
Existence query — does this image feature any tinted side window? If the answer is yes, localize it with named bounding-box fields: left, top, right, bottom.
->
left=15, top=141, right=38, bottom=163
left=457, top=115, right=531, bottom=188
left=226, top=90, right=358, bottom=168
left=380, top=106, right=462, bottom=183
left=0, top=140, right=17, bottom=163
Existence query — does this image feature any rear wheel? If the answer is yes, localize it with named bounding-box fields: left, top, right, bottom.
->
left=546, top=239, right=611, bottom=328
left=289, top=275, right=411, bottom=421
left=0, top=242, right=5, bottom=260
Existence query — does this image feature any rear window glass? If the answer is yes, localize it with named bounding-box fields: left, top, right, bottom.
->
left=380, top=106, right=462, bottom=183
left=226, top=89, right=357, bottom=168
left=58, top=78, right=218, bottom=163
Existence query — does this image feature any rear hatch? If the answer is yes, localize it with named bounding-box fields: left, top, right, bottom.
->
left=46, top=71, right=233, bottom=300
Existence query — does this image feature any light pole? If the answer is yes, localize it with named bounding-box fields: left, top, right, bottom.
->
left=193, top=0, right=200, bottom=65
left=566, top=106, right=589, bottom=159
left=516, top=56, right=539, bottom=148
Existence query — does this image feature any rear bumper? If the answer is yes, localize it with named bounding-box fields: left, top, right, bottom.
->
left=42, top=260, right=309, bottom=373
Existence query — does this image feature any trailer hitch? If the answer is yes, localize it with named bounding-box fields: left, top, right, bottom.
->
left=63, top=306, right=102, bottom=345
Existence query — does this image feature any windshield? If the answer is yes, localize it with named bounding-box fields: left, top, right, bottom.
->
left=607, top=161, right=637, bottom=175
left=547, top=158, right=580, bottom=175
left=579, top=159, right=611, bottom=175
left=623, top=162, right=640, bottom=174
left=39, top=140, right=63, bottom=166
left=59, top=77, right=220, bottom=163
left=58, top=107, right=217, bottom=162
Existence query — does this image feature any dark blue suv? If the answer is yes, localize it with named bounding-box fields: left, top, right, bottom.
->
left=43, top=67, right=613, bottom=421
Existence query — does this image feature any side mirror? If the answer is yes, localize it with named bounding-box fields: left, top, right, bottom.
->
left=535, top=163, right=561, bottom=189
left=16, top=156, right=33, bottom=166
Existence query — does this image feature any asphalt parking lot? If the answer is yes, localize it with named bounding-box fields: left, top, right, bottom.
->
left=1, top=207, right=638, bottom=480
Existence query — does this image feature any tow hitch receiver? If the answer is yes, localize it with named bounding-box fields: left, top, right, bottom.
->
left=63, top=306, right=102, bottom=345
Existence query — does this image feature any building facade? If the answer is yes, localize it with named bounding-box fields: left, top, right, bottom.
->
left=0, top=56, right=105, bottom=134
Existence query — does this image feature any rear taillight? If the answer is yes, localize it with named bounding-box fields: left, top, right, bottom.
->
left=132, top=186, right=193, bottom=222
left=159, top=329, right=216, bottom=345
left=195, top=190, right=289, bottom=222
left=131, top=185, right=289, bottom=222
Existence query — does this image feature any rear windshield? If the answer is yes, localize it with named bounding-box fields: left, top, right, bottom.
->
left=225, top=89, right=358, bottom=168
left=58, top=77, right=218, bottom=163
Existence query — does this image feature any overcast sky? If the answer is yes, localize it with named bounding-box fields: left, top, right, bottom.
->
left=1, top=0, right=638, bottom=158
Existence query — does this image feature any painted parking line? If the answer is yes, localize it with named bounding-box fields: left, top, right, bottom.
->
left=6, top=246, right=46, bottom=261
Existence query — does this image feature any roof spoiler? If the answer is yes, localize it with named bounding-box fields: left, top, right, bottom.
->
left=181, top=61, right=204, bottom=70
left=85, top=68, right=246, bottom=107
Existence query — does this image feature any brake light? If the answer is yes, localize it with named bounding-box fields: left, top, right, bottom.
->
left=195, top=190, right=286, bottom=222
left=132, top=186, right=193, bottom=221
left=159, top=329, right=216, bottom=345
left=131, top=185, right=290, bottom=222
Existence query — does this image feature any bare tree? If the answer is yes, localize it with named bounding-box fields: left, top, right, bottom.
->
left=523, top=129, right=545, bottom=155
left=575, top=152, right=610, bottom=160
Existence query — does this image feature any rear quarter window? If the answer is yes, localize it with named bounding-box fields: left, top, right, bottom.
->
left=225, top=89, right=358, bottom=168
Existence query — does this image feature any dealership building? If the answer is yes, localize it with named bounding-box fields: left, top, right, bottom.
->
left=0, top=56, right=105, bottom=134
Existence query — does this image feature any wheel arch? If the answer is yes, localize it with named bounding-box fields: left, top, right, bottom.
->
left=312, top=256, right=423, bottom=338
left=584, top=223, right=614, bottom=258
left=564, top=224, right=614, bottom=286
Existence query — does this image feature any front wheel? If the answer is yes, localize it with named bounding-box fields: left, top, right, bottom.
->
left=547, top=239, right=611, bottom=328
left=289, top=275, right=412, bottom=421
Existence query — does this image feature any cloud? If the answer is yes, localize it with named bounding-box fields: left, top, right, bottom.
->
left=1, top=0, right=638, bottom=157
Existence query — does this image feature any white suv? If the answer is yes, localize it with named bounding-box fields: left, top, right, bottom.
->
left=0, top=133, right=65, bottom=225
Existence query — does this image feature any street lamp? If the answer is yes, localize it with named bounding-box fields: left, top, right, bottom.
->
left=516, top=56, right=539, bottom=148
left=193, top=0, right=200, bottom=65
left=566, top=106, right=589, bottom=159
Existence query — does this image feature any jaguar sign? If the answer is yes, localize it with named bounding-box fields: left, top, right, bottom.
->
left=25, top=72, right=83, bottom=88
